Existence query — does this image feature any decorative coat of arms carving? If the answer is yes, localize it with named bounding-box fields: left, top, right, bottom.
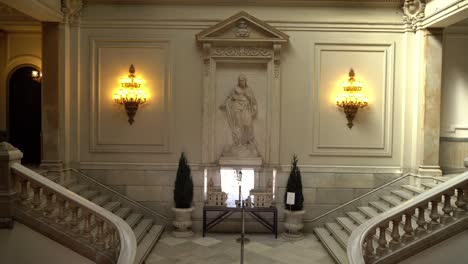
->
left=403, top=0, right=426, bottom=32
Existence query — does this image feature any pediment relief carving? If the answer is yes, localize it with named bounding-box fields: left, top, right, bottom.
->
left=196, top=11, right=289, bottom=44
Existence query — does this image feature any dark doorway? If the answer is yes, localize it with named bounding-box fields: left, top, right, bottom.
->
left=8, top=66, right=42, bottom=165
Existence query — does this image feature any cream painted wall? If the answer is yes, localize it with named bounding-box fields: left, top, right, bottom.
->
left=68, top=3, right=421, bottom=230
left=74, top=5, right=409, bottom=172
left=439, top=27, right=468, bottom=169
left=0, top=31, right=41, bottom=131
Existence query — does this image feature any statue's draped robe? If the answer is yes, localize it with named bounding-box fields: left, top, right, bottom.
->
left=224, top=86, right=257, bottom=146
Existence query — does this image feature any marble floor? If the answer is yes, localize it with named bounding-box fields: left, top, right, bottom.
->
left=146, top=232, right=335, bottom=264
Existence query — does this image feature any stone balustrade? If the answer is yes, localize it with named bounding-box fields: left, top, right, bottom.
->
left=10, top=163, right=136, bottom=264
left=348, top=173, right=468, bottom=264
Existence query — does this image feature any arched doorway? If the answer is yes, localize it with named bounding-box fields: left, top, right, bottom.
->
left=8, top=66, right=42, bottom=165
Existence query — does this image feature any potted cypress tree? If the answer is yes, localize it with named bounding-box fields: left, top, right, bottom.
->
left=172, top=152, right=194, bottom=237
left=282, top=154, right=305, bottom=240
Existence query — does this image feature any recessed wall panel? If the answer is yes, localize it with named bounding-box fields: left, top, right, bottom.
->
left=90, top=39, right=172, bottom=153
left=311, top=43, right=394, bottom=156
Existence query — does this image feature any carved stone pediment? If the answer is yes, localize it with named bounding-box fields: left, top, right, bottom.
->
left=196, top=11, right=289, bottom=44
left=197, top=12, right=288, bottom=165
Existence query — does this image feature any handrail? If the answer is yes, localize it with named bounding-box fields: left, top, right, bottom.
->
left=347, top=171, right=468, bottom=264
left=66, top=168, right=170, bottom=221
left=11, top=163, right=137, bottom=264
left=307, top=174, right=412, bottom=223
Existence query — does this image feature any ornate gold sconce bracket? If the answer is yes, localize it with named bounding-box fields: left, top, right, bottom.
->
left=113, top=64, right=147, bottom=125
left=336, top=69, right=368, bottom=129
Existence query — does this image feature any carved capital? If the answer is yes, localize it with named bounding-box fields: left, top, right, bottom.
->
left=202, top=43, right=211, bottom=76
left=61, top=0, right=86, bottom=25
left=403, top=0, right=426, bottom=32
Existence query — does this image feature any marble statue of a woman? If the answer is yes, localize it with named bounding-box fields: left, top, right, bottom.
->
left=220, top=74, right=259, bottom=157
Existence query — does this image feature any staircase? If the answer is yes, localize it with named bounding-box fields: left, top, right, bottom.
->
left=19, top=166, right=166, bottom=264
left=58, top=171, right=165, bottom=264
left=314, top=179, right=447, bottom=264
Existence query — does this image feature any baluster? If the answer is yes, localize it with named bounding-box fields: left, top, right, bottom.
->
left=95, top=219, right=106, bottom=250
left=56, top=197, right=67, bottom=225
left=441, top=192, right=454, bottom=224
left=43, top=189, right=55, bottom=218
left=455, top=188, right=467, bottom=218
left=415, top=205, right=427, bottom=237
left=402, top=210, right=414, bottom=242
left=376, top=222, right=389, bottom=257
left=69, top=203, right=80, bottom=233
left=389, top=216, right=401, bottom=250
left=107, top=228, right=118, bottom=258
left=18, top=178, right=29, bottom=204
left=31, top=183, right=42, bottom=210
left=428, top=199, right=441, bottom=231
left=82, top=211, right=93, bottom=242
left=364, top=229, right=376, bottom=263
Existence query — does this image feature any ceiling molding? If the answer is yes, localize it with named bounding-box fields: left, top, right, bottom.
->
left=86, top=0, right=404, bottom=8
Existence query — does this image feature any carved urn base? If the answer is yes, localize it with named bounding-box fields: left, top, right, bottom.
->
left=172, top=207, right=194, bottom=238
left=282, top=209, right=305, bottom=241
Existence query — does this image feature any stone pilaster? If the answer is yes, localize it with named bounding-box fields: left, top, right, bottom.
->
left=0, top=142, right=23, bottom=228
left=417, top=29, right=444, bottom=177
left=40, top=22, right=63, bottom=176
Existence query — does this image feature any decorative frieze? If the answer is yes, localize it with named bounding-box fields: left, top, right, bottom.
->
left=211, top=47, right=272, bottom=57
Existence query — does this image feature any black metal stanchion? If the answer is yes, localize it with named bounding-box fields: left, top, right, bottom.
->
left=235, top=170, right=249, bottom=264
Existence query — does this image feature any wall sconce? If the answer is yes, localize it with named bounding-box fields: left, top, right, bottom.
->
left=113, top=64, right=148, bottom=125
left=336, top=69, right=368, bottom=129
left=31, top=70, right=42, bottom=83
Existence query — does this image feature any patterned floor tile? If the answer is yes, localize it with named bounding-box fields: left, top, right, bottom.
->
left=192, top=236, right=222, bottom=247
left=148, top=232, right=334, bottom=264
left=244, top=242, right=272, bottom=253
left=159, top=236, right=189, bottom=246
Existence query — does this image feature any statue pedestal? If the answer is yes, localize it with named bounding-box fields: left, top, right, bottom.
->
left=219, top=157, right=262, bottom=167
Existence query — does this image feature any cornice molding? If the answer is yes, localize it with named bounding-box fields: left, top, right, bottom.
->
left=86, top=0, right=405, bottom=8
left=80, top=19, right=406, bottom=33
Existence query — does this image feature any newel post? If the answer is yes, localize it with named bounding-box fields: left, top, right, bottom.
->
left=0, top=142, right=23, bottom=228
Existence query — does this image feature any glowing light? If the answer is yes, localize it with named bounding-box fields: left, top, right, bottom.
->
left=335, top=69, right=369, bottom=129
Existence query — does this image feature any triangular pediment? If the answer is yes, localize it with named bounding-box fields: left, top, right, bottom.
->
left=196, top=11, right=289, bottom=44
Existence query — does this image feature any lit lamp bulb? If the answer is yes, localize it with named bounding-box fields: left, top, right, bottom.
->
left=113, top=64, right=148, bottom=125
left=336, top=69, right=368, bottom=129
left=31, top=70, right=42, bottom=82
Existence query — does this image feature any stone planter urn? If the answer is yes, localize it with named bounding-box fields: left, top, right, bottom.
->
left=172, top=207, right=194, bottom=238
left=282, top=209, right=306, bottom=241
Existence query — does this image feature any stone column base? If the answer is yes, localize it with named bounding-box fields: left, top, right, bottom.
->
left=418, top=165, right=442, bottom=177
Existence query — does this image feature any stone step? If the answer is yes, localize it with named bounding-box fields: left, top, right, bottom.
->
left=126, top=213, right=143, bottom=229
left=81, top=190, right=100, bottom=200
left=369, top=201, right=391, bottom=213
left=103, top=201, right=121, bottom=212
left=134, top=225, right=164, bottom=264
left=62, top=179, right=78, bottom=188
left=421, top=182, right=438, bottom=189
left=325, top=222, right=349, bottom=250
left=357, top=206, right=380, bottom=218
left=401, top=185, right=425, bottom=195
left=336, top=217, right=358, bottom=235
left=91, top=195, right=111, bottom=206
left=380, top=195, right=402, bottom=207
left=391, top=190, right=414, bottom=201
left=115, top=207, right=133, bottom=220
left=314, top=228, right=349, bottom=264
left=68, top=184, right=88, bottom=194
left=346, top=211, right=369, bottom=225
left=134, top=219, right=154, bottom=243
